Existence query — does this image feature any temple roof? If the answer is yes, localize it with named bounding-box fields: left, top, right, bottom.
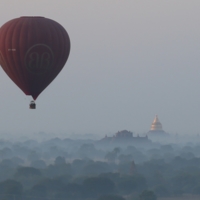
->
left=150, top=115, right=163, bottom=131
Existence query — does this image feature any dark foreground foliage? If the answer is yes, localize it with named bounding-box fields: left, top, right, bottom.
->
left=0, top=137, right=199, bottom=199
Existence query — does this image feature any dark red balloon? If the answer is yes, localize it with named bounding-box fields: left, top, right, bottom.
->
left=0, top=17, right=70, bottom=100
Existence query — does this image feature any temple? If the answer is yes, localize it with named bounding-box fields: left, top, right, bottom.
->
left=98, top=130, right=151, bottom=146
left=147, top=115, right=168, bottom=137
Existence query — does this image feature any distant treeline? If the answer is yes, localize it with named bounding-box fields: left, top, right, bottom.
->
left=0, top=138, right=199, bottom=200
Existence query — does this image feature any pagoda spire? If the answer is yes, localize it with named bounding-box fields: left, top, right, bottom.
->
left=150, top=115, right=163, bottom=131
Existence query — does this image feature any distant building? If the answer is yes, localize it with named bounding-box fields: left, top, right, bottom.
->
left=98, top=130, right=151, bottom=145
left=147, top=115, right=168, bottom=137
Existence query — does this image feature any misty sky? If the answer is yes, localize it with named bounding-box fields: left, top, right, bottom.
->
left=0, top=0, right=200, bottom=136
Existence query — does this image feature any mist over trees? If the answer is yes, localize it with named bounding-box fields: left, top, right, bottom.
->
left=0, top=134, right=199, bottom=199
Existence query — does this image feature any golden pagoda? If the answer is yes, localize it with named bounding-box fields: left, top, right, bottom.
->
left=150, top=115, right=163, bottom=131
left=148, top=115, right=168, bottom=136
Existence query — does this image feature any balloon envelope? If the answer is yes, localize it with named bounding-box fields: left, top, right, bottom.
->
left=0, top=17, right=70, bottom=100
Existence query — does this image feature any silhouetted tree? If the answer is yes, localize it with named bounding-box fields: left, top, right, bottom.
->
left=14, top=167, right=42, bottom=190
left=139, top=190, right=157, bottom=200
left=117, top=175, right=147, bottom=195
left=15, top=167, right=41, bottom=178
left=30, top=178, right=65, bottom=198
left=0, top=148, right=12, bottom=159
left=83, top=177, right=115, bottom=198
left=30, top=160, right=46, bottom=169
left=78, top=143, right=97, bottom=159
left=55, top=183, right=83, bottom=199
left=11, top=157, right=24, bottom=166
left=98, top=194, right=125, bottom=200
left=27, top=151, right=40, bottom=162
left=153, top=185, right=170, bottom=197
left=45, top=163, right=72, bottom=178
left=118, top=154, right=133, bottom=164
left=81, top=161, right=111, bottom=175
left=28, top=184, right=47, bottom=198
left=0, top=179, right=23, bottom=197
left=54, top=156, right=66, bottom=165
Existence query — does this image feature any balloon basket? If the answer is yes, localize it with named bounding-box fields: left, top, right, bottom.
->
left=29, top=101, right=36, bottom=109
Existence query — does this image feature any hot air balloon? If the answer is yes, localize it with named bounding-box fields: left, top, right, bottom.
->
left=0, top=17, right=70, bottom=109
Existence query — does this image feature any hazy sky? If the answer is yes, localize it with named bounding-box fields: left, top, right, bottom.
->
left=0, top=0, right=200, bottom=136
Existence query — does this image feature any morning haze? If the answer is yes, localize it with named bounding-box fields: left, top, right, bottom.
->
left=1, top=1, right=200, bottom=200
left=0, top=0, right=200, bottom=136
